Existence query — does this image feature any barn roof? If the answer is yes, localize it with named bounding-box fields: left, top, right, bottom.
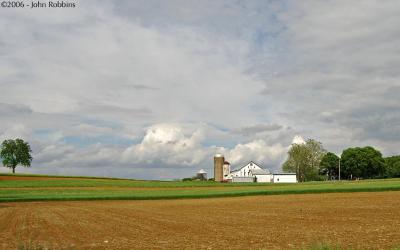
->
left=250, top=169, right=270, bottom=175
left=231, top=161, right=263, bottom=172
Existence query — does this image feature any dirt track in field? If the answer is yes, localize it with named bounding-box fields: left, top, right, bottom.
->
left=1, top=192, right=400, bottom=250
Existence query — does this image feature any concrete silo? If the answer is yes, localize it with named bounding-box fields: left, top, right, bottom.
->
left=214, top=154, right=224, bottom=182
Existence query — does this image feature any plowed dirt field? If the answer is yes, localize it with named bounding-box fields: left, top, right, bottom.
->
left=1, top=192, right=399, bottom=249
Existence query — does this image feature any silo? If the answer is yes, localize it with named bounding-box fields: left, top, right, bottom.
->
left=196, top=169, right=208, bottom=181
left=214, top=154, right=224, bottom=182
left=223, top=161, right=231, bottom=178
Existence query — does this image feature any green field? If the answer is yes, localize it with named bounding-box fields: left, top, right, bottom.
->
left=1, top=173, right=400, bottom=202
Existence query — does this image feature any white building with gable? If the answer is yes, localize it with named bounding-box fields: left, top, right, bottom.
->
left=226, top=161, right=273, bottom=183
left=222, top=160, right=296, bottom=183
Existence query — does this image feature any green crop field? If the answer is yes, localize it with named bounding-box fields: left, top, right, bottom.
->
left=1, top=173, right=400, bottom=202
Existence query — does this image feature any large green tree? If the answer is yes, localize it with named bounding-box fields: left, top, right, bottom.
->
left=282, top=139, right=327, bottom=182
left=341, top=146, right=385, bottom=179
left=319, top=152, right=340, bottom=180
left=385, top=155, right=400, bottom=178
left=0, top=139, right=33, bottom=174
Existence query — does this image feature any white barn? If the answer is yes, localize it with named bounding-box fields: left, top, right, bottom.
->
left=228, top=161, right=273, bottom=183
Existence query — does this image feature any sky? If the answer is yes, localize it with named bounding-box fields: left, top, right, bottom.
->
left=1, top=0, right=399, bottom=179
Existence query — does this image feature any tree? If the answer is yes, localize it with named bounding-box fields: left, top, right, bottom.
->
left=283, top=143, right=309, bottom=182
left=282, top=139, right=327, bottom=182
left=0, top=139, right=33, bottom=174
left=319, top=152, right=340, bottom=180
left=341, top=146, right=385, bottom=179
left=385, top=155, right=400, bottom=178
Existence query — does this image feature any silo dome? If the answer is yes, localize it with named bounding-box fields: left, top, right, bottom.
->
left=198, top=169, right=207, bottom=174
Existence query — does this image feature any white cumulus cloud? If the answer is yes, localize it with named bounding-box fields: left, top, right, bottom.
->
left=292, top=135, right=306, bottom=145
left=221, top=140, right=287, bottom=168
left=122, top=124, right=207, bottom=166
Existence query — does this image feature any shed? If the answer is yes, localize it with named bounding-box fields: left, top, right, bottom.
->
left=273, top=173, right=297, bottom=183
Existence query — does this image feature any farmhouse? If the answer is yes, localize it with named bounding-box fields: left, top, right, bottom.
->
left=214, top=154, right=297, bottom=183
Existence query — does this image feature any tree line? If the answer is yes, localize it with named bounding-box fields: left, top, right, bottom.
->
left=282, top=139, right=400, bottom=182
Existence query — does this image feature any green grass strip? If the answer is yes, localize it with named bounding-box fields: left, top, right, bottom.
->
left=1, top=179, right=400, bottom=202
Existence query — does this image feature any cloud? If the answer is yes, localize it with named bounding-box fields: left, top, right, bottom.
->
left=292, top=135, right=305, bottom=145
left=122, top=123, right=208, bottom=166
left=1, top=1, right=400, bottom=178
left=0, top=124, right=31, bottom=142
left=0, top=103, right=32, bottom=116
left=222, top=140, right=287, bottom=170
left=6, top=122, right=290, bottom=178
left=233, top=124, right=283, bottom=136
left=257, top=0, right=400, bottom=154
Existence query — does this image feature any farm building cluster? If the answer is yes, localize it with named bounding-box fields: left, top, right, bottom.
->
left=205, top=154, right=297, bottom=183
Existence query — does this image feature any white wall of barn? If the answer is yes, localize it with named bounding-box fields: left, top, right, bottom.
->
left=273, top=174, right=297, bottom=183
left=230, top=162, right=263, bottom=177
left=254, top=174, right=272, bottom=183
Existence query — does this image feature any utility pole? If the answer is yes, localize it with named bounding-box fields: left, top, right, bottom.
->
left=338, top=157, right=341, bottom=181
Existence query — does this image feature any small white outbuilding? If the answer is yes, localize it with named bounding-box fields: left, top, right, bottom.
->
left=273, top=173, right=297, bottom=183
